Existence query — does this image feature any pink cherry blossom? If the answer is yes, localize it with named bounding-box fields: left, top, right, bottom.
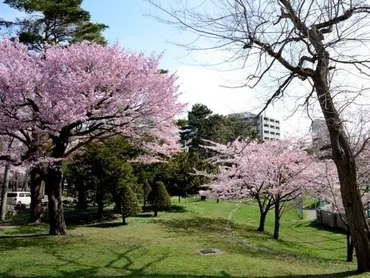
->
left=0, top=39, right=184, bottom=162
left=196, top=138, right=318, bottom=238
left=0, top=38, right=184, bottom=235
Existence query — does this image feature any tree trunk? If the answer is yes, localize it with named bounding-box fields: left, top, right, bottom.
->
left=336, top=159, right=370, bottom=270
left=30, top=168, right=44, bottom=223
left=347, top=229, right=354, bottom=262
left=61, top=176, right=66, bottom=192
left=77, top=182, right=87, bottom=210
left=45, top=165, right=68, bottom=235
left=143, top=197, right=147, bottom=212
left=112, top=191, right=121, bottom=213
left=122, top=216, right=127, bottom=225
left=0, top=163, right=10, bottom=222
left=178, top=196, right=181, bottom=203
left=313, top=50, right=370, bottom=272
left=154, top=210, right=158, bottom=217
left=273, top=201, right=280, bottom=240
left=257, top=210, right=268, bottom=232
left=96, top=192, right=103, bottom=220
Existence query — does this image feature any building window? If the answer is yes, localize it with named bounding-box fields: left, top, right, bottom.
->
left=265, top=137, right=270, bottom=140
left=264, top=130, right=269, bottom=134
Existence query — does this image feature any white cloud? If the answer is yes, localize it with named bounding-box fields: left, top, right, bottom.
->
left=177, top=65, right=258, bottom=114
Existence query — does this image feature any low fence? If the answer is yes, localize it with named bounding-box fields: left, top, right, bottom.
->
left=316, top=209, right=348, bottom=231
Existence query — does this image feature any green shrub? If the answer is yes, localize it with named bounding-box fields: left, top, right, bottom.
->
left=148, top=181, right=171, bottom=217
left=120, top=183, right=142, bottom=225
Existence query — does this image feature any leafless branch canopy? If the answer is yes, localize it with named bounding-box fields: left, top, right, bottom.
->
left=149, top=0, right=370, bottom=122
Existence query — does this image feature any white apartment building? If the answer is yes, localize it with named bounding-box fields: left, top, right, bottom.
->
left=228, top=112, right=281, bottom=140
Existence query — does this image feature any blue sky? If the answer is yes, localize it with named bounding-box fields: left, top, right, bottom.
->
left=0, top=0, right=190, bottom=71
left=0, top=0, right=312, bottom=136
left=82, top=0, right=192, bottom=72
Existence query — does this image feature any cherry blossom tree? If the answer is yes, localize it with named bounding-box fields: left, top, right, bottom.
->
left=198, top=139, right=317, bottom=239
left=195, top=140, right=275, bottom=232
left=314, top=150, right=370, bottom=262
left=0, top=39, right=183, bottom=235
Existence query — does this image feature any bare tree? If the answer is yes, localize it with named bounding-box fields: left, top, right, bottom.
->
left=149, top=0, right=370, bottom=272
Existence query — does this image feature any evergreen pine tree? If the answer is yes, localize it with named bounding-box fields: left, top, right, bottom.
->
left=119, top=183, right=141, bottom=225
left=1, top=0, right=108, bottom=51
left=148, top=181, right=171, bottom=217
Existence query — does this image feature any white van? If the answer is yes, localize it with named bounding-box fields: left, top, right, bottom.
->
left=7, top=192, right=31, bottom=206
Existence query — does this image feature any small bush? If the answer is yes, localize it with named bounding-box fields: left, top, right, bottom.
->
left=120, top=183, right=142, bottom=225
left=148, top=181, right=171, bottom=217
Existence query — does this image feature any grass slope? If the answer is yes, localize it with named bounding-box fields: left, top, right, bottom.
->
left=0, top=198, right=367, bottom=277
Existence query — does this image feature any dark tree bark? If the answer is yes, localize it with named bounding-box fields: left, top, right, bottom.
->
left=256, top=194, right=273, bottom=232
left=273, top=200, right=280, bottom=240
left=143, top=200, right=147, bottom=212
left=0, top=163, right=10, bottom=222
left=96, top=193, right=103, bottom=220
left=0, top=138, right=14, bottom=221
left=77, top=182, right=87, bottom=210
left=154, top=210, right=158, bottom=217
left=257, top=210, right=268, bottom=232
left=347, top=229, right=354, bottom=262
left=29, top=167, right=44, bottom=223
left=313, top=50, right=370, bottom=272
left=122, top=216, right=127, bottom=225
left=45, top=164, right=67, bottom=235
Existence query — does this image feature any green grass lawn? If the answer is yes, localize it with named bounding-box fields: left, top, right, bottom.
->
left=0, top=198, right=368, bottom=278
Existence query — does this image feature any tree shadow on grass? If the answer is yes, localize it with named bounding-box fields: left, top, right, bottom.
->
left=0, top=238, right=361, bottom=278
left=0, top=234, right=59, bottom=252
left=143, top=204, right=188, bottom=214
left=0, top=224, right=48, bottom=235
left=87, top=222, right=124, bottom=228
left=65, top=210, right=120, bottom=226
left=156, top=216, right=229, bottom=234
left=137, top=213, right=155, bottom=218
left=169, top=205, right=188, bottom=213
left=308, top=220, right=346, bottom=235
left=0, top=233, right=48, bottom=239
left=0, top=269, right=361, bottom=277
left=156, top=216, right=350, bottom=265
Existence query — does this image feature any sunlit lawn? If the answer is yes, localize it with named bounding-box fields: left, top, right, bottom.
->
left=0, top=198, right=367, bottom=277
